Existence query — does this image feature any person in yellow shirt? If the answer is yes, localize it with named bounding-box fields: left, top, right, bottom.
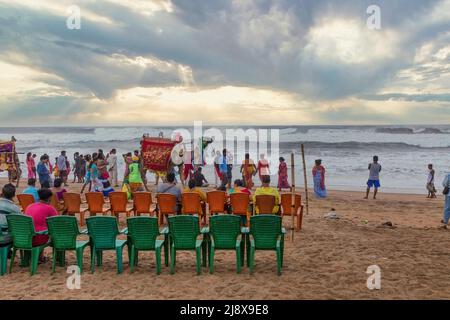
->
left=253, top=175, right=280, bottom=214
left=183, top=179, right=207, bottom=215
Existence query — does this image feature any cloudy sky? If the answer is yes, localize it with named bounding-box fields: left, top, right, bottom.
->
left=0, top=0, right=449, bottom=126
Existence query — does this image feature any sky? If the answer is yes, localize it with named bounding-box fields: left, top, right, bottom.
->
left=0, top=0, right=449, bottom=126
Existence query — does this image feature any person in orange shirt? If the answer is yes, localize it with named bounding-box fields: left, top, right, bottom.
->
left=183, top=179, right=207, bottom=215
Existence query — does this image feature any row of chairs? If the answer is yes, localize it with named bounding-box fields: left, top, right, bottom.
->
left=2, top=214, right=285, bottom=276
left=16, top=191, right=304, bottom=230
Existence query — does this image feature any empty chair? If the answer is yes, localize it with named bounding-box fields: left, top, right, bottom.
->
left=46, top=216, right=90, bottom=274
left=126, top=216, right=168, bottom=274
left=168, top=215, right=206, bottom=275
left=208, top=215, right=244, bottom=274
left=230, top=193, right=251, bottom=227
left=181, top=192, right=206, bottom=226
left=280, top=193, right=303, bottom=231
left=84, top=192, right=110, bottom=221
left=85, top=216, right=127, bottom=274
left=206, top=191, right=227, bottom=215
left=132, top=192, right=154, bottom=216
left=6, top=214, right=49, bottom=276
left=255, top=195, right=276, bottom=215
left=247, top=215, right=285, bottom=275
left=108, top=192, right=133, bottom=221
left=17, top=194, right=35, bottom=212
left=156, top=193, right=178, bottom=226
left=62, top=192, right=84, bottom=224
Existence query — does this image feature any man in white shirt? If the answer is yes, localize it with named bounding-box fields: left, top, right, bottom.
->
left=107, top=149, right=119, bottom=188
left=57, top=151, right=68, bottom=186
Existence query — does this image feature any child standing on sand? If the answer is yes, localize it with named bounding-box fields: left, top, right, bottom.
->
left=364, top=155, right=381, bottom=199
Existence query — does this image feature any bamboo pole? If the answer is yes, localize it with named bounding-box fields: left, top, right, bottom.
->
left=290, top=151, right=295, bottom=241
left=301, top=144, right=309, bottom=215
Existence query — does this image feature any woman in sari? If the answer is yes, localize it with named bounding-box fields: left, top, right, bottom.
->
left=257, top=153, right=270, bottom=185
left=26, top=152, right=36, bottom=179
left=277, top=157, right=291, bottom=191
left=240, top=153, right=256, bottom=189
left=313, top=159, right=327, bottom=198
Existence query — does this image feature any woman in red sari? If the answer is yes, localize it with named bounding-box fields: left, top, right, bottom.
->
left=240, top=153, right=256, bottom=189
left=277, top=157, right=291, bottom=191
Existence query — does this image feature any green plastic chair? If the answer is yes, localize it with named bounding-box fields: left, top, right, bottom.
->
left=168, top=215, right=206, bottom=275
left=0, top=225, right=12, bottom=276
left=6, top=214, right=49, bottom=276
left=85, top=216, right=127, bottom=274
left=208, top=215, right=244, bottom=274
left=247, top=215, right=285, bottom=276
left=126, top=216, right=168, bottom=274
left=46, top=216, right=90, bottom=274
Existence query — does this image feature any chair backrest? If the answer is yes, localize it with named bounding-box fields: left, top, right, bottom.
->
left=168, top=215, right=200, bottom=249
left=46, top=216, right=78, bottom=250
left=50, top=194, right=62, bottom=211
left=255, top=195, right=276, bottom=214
left=126, top=216, right=159, bottom=250
left=132, top=192, right=153, bottom=214
left=63, top=192, right=82, bottom=214
left=209, top=215, right=241, bottom=249
left=156, top=193, right=177, bottom=215
left=85, top=192, right=105, bottom=214
left=250, top=215, right=282, bottom=249
left=206, top=191, right=226, bottom=214
left=17, top=194, right=35, bottom=212
left=230, top=192, right=250, bottom=216
left=181, top=192, right=201, bottom=215
left=86, top=216, right=119, bottom=249
left=6, top=214, right=35, bottom=249
left=109, top=192, right=128, bottom=213
left=280, top=193, right=301, bottom=216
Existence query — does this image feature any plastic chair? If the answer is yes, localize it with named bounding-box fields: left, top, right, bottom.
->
left=85, top=216, right=127, bottom=274
left=156, top=193, right=177, bottom=226
left=181, top=192, right=206, bottom=226
left=206, top=191, right=227, bottom=215
left=208, top=215, right=244, bottom=274
left=126, top=216, right=167, bottom=274
left=168, top=215, right=206, bottom=275
left=17, top=194, right=35, bottom=212
left=63, top=192, right=83, bottom=223
left=280, top=193, right=303, bottom=231
left=230, top=193, right=251, bottom=227
left=132, top=192, right=154, bottom=216
left=255, top=195, right=276, bottom=214
left=0, top=233, right=12, bottom=276
left=247, top=215, right=285, bottom=275
left=50, top=194, right=65, bottom=213
left=108, top=192, right=133, bottom=221
left=46, top=216, right=90, bottom=274
left=84, top=192, right=110, bottom=223
left=6, top=214, right=49, bottom=275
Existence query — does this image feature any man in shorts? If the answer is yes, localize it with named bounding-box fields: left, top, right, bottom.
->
left=364, top=155, right=381, bottom=199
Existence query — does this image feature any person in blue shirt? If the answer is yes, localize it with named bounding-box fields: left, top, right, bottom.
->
left=22, top=178, right=40, bottom=202
left=36, top=155, right=51, bottom=187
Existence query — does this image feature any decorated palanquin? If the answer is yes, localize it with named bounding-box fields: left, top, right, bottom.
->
left=141, top=137, right=179, bottom=173
left=0, top=139, right=21, bottom=186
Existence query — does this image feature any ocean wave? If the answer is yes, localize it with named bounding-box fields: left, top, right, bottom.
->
left=375, top=127, right=448, bottom=134
left=279, top=141, right=450, bottom=150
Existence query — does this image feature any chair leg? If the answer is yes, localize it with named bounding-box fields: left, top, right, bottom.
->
left=9, top=248, right=17, bottom=273
left=163, top=235, right=169, bottom=267
left=276, top=248, right=282, bottom=276
left=170, top=246, right=175, bottom=274
left=51, top=248, right=57, bottom=274
left=80, top=211, right=85, bottom=226
left=96, top=250, right=103, bottom=266
left=202, top=241, right=207, bottom=267
left=241, top=236, right=245, bottom=267
left=195, top=247, right=202, bottom=275
left=236, top=246, right=242, bottom=274
left=129, top=246, right=135, bottom=273
left=209, top=245, right=215, bottom=274
left=0, top=246, right=10, bottom=276
left=116, top=246, right=123, bottom=274
left=155, top=247, right=161, bottom=275
left=76, top=247, right=85, bottom=274
left=30, top=247, right=40, bottom=276
left=249, top=246, right=255, bottom=275
left=57, top=250, right=66, bottom=267
left=90, top=247, right=96, bottom=273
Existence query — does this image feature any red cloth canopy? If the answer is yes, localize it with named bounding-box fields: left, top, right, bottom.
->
left=141, top=137, right=176, bottom=172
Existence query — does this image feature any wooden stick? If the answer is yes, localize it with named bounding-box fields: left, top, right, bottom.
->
left=290, top=151, right=295, bottom=241
left=301, top=144, right=309, bottom=215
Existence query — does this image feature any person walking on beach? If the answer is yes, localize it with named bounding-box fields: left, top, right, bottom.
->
left=57, top=151, right=68, bottom=186
left=257, top=153, right=270, bottom=186
left=427, top=164, right=437, bottom=198
left=72, top=152, right=81, bottom=183
left=81, top=153, right=97, bottom=193
left=364, top=155, right=381, bottom=199
left=213, top=150, right=223, bottom=185
left=219, top=149, right=233, bottom=190
left=107, top=149, right=119, bottom=188
left=277, top=157, right=291, bottom=191
left=313, top=159, right=327, bottom=198
left=37, top=155, right=51, bottom=188
left=441, top=172, right=450, bottom=229
left=241, top=153, right=256, bottom=189
left=26, top=152, right=36, bottom=179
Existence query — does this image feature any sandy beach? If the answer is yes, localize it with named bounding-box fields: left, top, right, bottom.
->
left=0, top=176, right=449, bottom=300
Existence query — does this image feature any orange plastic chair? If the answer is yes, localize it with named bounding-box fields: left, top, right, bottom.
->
left=62, top=192, right=84, bottom=224
left=230, top=193, right=251, bottom=227
left=85, top=192, right=110, bottom=222
left=17, top=194, right=35, bottom=212
left=181, top=192, right=206, bottom=226
left=280, top=193, right=303, bottom=231
left=206, top=191, right=226, bottom=215
left=50, top=194, right=65, bottom=213
left=132, top=192, right=154, bottom=216
left=255, top=195, right=276, bottom=215
left=156, top=193, right=178, bottom=226
left=108, top=192, right=133, bottom=221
